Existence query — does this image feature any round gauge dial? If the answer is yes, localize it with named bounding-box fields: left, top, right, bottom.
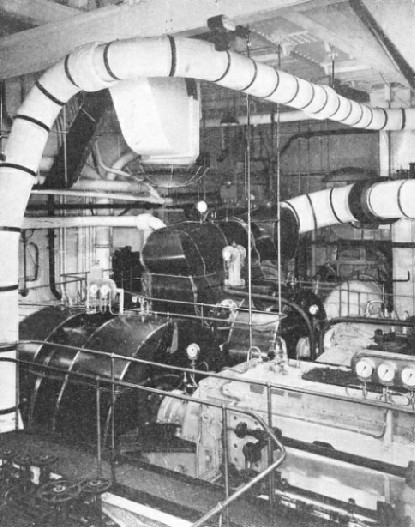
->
left=309, top=304, right=319, bottom=316
left=186, top=343, right=200, bottom=361
left=377, top=361, right=396, bottom=384
left=355, top=358, right=375, bottom=380
left=401, top=367, right=415, bottom=388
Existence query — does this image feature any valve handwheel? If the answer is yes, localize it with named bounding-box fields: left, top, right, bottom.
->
left=34, top=453, right=58, bottom=467
left=0, top=449, right=15, bottom=477
left=34, top=453, right=59, bottom=485
left=81, top=477, right=111, bottom=495
left=1, top=449, right=15, bottom=461
left=13, top=454, right=31, bottom=467
left=38, top=479, right=81, bottom=504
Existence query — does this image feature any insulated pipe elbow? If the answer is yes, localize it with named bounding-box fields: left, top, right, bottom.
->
left=283, top=185, right=356, bottom=234
left=282, top=178, right=413, bottom=239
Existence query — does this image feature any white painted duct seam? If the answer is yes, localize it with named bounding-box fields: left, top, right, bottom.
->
left=0, top=36, right=415, bottom=426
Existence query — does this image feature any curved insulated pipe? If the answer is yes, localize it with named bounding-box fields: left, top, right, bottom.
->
left=1, top=36, right=415, bottom=424
left=283, top=179, right=411, bottom=236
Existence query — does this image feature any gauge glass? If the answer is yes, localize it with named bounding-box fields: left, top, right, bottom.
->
left=377, top=361, right=396, bottom=384
left=355, top=358, right=375, bottom=380
left=401, top=367, right=415, bottom=388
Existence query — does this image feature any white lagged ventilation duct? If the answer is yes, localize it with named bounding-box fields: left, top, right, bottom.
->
left=1, top=36, right=415, bottom=429
left=282, top=178, right=414, bottom=236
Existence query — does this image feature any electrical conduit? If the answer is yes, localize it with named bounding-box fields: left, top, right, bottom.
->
left=1, top=36, right=415, bottom=427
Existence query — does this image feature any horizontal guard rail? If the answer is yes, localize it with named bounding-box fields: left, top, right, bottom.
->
left=1, top=351, right=286, bottom=527
left=18, top=339, right=415, bottom=414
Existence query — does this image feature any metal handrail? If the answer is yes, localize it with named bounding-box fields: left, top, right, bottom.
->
left=191, top=442, right=286, bottom=527
left=18, top=339, right=415, bottom=414
left=0, top=350, right=286, bottom=527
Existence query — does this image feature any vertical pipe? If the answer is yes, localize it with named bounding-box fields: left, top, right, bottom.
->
left=95, top=200, right=111, bottom=278
left=15, top=349, right=19, bottom=431
left=63, top=103, right=68, bottom=188
left=275, top=54, right=282, bottom=316
left=110, top=354, right=115, bottom=457
left=221, top=405, right=229, bottom=527
left=21, top=230, right=29, bottom=297
left=59, top=197, right=66, bottom=302
left=379, top=131, right=390, bottom=179
left=266, top=382, right=275, bottom=521
left=47, top=196, right=62, bottom=300
left=245, top=34, right=253, bottom=351
left=96, top=376, right=102, bottom=478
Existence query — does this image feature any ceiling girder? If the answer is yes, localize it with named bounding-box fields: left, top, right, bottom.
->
left=279, top=9, right=404, bottom=83
left=0, top=0, right=344, bottom=79
left=0, top=0, right=79, bottom=25
left=349, top=0, right=415, bottom=90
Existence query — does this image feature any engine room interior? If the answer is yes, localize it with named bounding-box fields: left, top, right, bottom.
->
left=1, top=2, right=415, bottom=527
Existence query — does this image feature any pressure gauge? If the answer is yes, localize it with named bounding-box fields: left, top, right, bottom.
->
left=355, top=358, right=375, bottom=381
left=186, top=343, right=200, bottom=361
left=377, top=361, right=396, bottom=385
left=309, top=304, right=319, bottom=316
left=401, top=367, right=415, bottom=388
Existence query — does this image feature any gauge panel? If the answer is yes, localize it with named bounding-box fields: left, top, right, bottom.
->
left=352, top=350, right=415, bottom=389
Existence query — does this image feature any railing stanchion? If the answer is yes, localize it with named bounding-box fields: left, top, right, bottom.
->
left=267, top=382, right=275, bottom=523
left=221, top=405, right=230, bottom=527
left=110, top=354, right=115, bottom=456
left=96, top=376, right=102, bottom=478
left=15, top=346, right=19, bottom=431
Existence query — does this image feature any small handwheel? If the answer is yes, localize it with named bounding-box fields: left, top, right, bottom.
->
left=33, top=453, right=58, bottom=467
left=81, top=477, right=111, bottom=496
left=0, top=449, right=15, bottom=479
left=13, top=454, right=31, bottom=467
left=38, top=479, right=81, bottom=504
left=1, top=449, right=15, bottom=462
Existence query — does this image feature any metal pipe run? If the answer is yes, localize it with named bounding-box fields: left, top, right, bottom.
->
left=31, top=189, right=165, bottom=204
left=204, top=110, right=311, bottom=128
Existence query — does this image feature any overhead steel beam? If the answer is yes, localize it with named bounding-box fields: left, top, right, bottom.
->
left=0, top=0, right=341, bottom=79
left=280, top=9, right=403, bottom=81
left=361, top=0, right=415, bottom=76
left=349, top=0, right=415, bottom=90
left=0, top=0, right=79, bottom=26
